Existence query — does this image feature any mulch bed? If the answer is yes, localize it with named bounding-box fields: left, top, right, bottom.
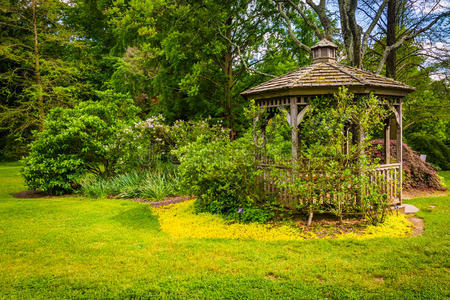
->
left=12, top=190, right=47, bottom=198
left=403, top=188, right=448, bottom=199
left=295, top=217, right=367, bottom=238
left=12, top=190, right=79, bottom=198
left=127, top=196, right=193, bottom=208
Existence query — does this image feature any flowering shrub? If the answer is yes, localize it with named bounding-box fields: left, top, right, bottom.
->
left=153, top=200, right=412, bottom=241
left=115, top=116, right=229, bottom=172
left=115, top=115, right=173, bottom=172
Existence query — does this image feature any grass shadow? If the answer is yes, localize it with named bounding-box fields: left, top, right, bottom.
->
left=112, top=205, right=160, bottom=231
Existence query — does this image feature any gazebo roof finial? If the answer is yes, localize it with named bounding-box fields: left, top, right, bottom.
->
left=311, top=39, right=338, bottom=64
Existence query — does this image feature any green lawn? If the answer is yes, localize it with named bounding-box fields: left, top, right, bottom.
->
left=0, top=163, right=449, bottom=299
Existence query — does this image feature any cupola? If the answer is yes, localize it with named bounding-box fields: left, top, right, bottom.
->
left=311, top=39, right=338, bottom=63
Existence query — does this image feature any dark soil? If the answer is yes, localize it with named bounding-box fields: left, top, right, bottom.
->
left=292, top=214, right=367, bottom=238
left=127, top=196, right=193, bottom=208
left=13, top=190, right=47, bottom=198
left=12, top=190, right=78, bottom=199
left=403, top=189, right=448, bottom=199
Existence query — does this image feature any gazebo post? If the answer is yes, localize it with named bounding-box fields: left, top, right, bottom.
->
left=356, top=124, right=365, bottom=206
left=290, top=97, right=299, bottom=160
left=384, top=117, right=391, bottom=164
left=396, top=103, right=403, bottom=204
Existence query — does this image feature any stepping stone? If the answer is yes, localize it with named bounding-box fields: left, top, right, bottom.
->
left=402, top=204, right=419, bottom=214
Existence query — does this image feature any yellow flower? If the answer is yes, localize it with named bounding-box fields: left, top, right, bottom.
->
left=153, top=200, right=413, bottom=241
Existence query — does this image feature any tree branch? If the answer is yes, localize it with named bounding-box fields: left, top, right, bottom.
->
left=376, top=9, right=450, bottom=74
left=286, top=0, right=323, bottom=38
left=361, top=0, right=388, bottom=57
left=276, top=2, right=312, bottom=53
left=218, top=28, right=276, bottom=78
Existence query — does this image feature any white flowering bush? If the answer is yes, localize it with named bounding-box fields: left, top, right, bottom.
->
left=115, top=116, right=230, bottom=172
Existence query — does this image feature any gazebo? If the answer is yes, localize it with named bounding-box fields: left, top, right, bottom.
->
left=241, top=39, right=415, bottom=208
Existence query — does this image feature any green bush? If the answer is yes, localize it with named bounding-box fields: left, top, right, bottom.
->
left=80, top=164, right=181, bottom=201
left=21, top=91, right=139, bottom=195
left=176, top=132, right=273, bottom=223
left=407, top=133, right=449, bottom=170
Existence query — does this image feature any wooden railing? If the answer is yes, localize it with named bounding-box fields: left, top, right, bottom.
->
left=368, top=163, right=401, bottom=204
left=257, top=161, right=401, bottom=208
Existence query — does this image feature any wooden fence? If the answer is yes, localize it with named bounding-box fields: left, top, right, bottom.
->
left=257, top=160, right=401, bottom=209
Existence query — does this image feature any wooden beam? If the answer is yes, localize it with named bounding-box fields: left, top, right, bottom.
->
left=387, top=103, right=400, bottom=124
left=244, top=86, right=411, bottom=100
left=344, top=125, right=350, bottom=155
left=357, top=124, right=365, bottom=206
left=296, top=105, right=311, bottom=126
left=396, top=103, right=403, bottom=204
left=290, top=97, right=299, bottom=160
left=384, top=118, right=391, bottom=164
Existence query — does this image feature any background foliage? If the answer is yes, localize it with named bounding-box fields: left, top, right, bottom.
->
left=0, top=0, right=448, bottom=165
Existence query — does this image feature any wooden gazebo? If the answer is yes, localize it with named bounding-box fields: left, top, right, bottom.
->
left=241, top=39, right=415, bottom=207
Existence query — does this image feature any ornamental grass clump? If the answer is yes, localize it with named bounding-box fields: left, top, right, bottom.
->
left=80, top=165, right=181, bottom=201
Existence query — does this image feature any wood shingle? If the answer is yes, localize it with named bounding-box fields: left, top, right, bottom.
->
left=241, top=62, right=415, bottom=98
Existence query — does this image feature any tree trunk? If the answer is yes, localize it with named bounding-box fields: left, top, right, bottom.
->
left=32, top=0, right=44, bottom=129
left=386, top=0, right=397, bottom=79
left=347, top=0, right=362, bottom=67
left=223, top=16, right=235, bottom=139
left=338, top=0, right=362, bottom=67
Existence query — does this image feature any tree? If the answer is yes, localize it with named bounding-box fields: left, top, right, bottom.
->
left=108, top=0, right=316, bottom=135
left=0, top=0, right=96, bottom=158
left=275, top=0, right=449, bottom=71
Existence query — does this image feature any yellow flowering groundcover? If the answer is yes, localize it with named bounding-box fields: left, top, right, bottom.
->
left=153, top=200, right=413, bottom=241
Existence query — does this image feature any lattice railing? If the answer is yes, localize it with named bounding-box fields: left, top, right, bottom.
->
left=257, top=161, right=401, bottom=209
left=368, top=163, right=401, bottom=204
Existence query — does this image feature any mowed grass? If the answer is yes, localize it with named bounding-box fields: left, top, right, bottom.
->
left=0, top=163, right=448, bottom=299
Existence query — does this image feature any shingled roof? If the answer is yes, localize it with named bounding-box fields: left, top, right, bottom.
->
left=241, top=40, right=415, bottom=99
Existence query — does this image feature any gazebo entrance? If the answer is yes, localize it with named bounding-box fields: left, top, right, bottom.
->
left=241, top=39, right=415, bottom=208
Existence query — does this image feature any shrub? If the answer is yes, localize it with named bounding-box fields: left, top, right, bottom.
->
left=176, top=132, right=274, bottom=224
left=407, top=133, right=449, bottom=170
left=21, top=92, right=139, bottom=194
